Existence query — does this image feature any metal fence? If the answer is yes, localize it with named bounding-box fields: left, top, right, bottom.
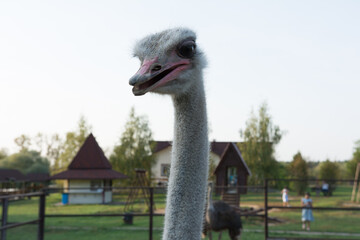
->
left=1, top=192, right=45, bottom=240
left=45, top=186, right=163, bottom=240
left=0, top=187, right=162, bottom=240
left=1, top=181, right=359, bottom=240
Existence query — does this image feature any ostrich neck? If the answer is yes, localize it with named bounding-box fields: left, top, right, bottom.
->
left=162, top=79, right=209, bottom=240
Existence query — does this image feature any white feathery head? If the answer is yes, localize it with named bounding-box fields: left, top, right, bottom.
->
left=129, top=27, right=207, bottom=96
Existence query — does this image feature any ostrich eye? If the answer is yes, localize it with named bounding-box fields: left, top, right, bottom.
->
left=177, top=40, right=196, bottom=59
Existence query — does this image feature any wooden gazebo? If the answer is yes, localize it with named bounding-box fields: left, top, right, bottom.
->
left=51, top=133, right=127, bottom=204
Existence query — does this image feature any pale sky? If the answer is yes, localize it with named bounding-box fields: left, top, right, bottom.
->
left=1, top=1, right=359, bottom=161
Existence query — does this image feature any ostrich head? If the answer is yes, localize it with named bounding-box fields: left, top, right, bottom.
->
left=129, top=28, right=207, bottom=96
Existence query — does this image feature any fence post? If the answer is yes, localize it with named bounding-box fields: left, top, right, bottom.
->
left=1, top=198, right=9, bottom=240
left=264, top=179, right=268, bottom=240
left=351, top=163, right=360, bottom=202
left=149, top=187, right=153, bottom=240
left=37, top=193, right=46, bottom=240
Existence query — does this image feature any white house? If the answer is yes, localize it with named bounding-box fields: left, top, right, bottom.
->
left=152, top=141, right=250, bottom=187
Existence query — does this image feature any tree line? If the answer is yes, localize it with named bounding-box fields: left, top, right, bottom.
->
left=0, top=116, right=92, bottom=176
left=0, top=109, right=155, bottom=186
left=1, top=104, right=359, bottom=193
left=239, top=102, right=360, bottom=195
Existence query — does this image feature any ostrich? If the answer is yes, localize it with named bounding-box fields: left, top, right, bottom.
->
left=129, top=28, right=209, bottom=240
left=203, top=182, right=242, bottom=240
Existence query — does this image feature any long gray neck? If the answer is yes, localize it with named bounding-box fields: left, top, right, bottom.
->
left=162, top=79, right=209, bottom=240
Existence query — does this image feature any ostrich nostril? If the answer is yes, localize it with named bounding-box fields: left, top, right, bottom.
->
left=151, top=65, right=162, bottom=72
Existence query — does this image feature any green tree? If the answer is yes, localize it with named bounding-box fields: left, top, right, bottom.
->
left=110, top=107, right=156, bottom=186
left=45, top=133, right=63, bottom=166
left=289, top=152, right=308, bottom=195
left=319, top=159, right=338, bottom=195
left=239, top=102, right=282, bottom=185
left=12, top=133, right=63, bottom=167
left=14, top=134, right=31, bottom=152
left=0, top=150, right=50, bottom=174
left=0, top=149, right=7, bottom=160
left=52, top=116, right=92, bottom=174
left=347, top=140, right=360, bottom=178
left=319, top=160, right=339, bottom=180
left=307, top=161, right=320, bottom=179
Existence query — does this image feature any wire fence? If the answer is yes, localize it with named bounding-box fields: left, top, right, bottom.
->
left=264, top=179, right=360, bottom=240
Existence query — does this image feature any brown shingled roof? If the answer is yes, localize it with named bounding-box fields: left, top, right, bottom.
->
left=153, top=141, right=172, bottom=153
left=51, top=133, right=127, bottom=180
left=214, top=143, right=251, bottom=176
left=26, top=173, right=50, bottom=182
left=0, top=169, right=27, bottom=182
left=68, top=133, right=112, bottom=169
left=210, top=141, right=230, bottom=156
left=153, top=140, right=238, bottom=157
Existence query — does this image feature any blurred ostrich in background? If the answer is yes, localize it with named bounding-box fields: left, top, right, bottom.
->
left=203, top=182, right=242, bottom=240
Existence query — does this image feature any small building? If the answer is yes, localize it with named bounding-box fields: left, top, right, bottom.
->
left=51, top=133, right=127, bottom=204
left=214, top=142, right=251, bottom=195
left=0, top=169, right=50, bottom=194
left=0, top=169, right=27, bottom=195
left=152, top=141, right=229, bottom=184
left=0, top=169, right=26, bottom=183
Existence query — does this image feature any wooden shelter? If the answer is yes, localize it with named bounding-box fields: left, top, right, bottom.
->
left=51, top=133, right=127, bottom=204
left=0, top=169, right=27, bottom=195
left=213, top=143, right=251, bottom=200
left=0, top=169, right=50, bottom=195
left=0, top=169, right=26, bottom=183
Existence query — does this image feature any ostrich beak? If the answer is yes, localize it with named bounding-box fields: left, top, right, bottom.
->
left=129, top=56, right=190, bottom=96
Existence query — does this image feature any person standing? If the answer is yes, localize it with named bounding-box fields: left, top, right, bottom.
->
left=281, top=187, right=289, bottom=207
left=322, top=181, right=329, bottom=196
left=301, top=192, right=314, bottom=231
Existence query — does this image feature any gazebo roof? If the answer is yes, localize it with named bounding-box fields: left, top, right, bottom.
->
left=68, top=133, right=112, bottom=169
left=51, top=133, right=127, bottom=180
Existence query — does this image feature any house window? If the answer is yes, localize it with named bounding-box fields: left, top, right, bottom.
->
left=161, top=164, right=170, bottom=177
left=90, top=180, right=102, bottom=191
left=104, top=180, right=112, bottom=187
left=104, top=180, right=112, bottom=190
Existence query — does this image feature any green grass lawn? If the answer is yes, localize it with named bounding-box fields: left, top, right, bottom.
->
left=241, top=185, right=360, bottom=239
left=2, top=185, right=359, bottom=240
